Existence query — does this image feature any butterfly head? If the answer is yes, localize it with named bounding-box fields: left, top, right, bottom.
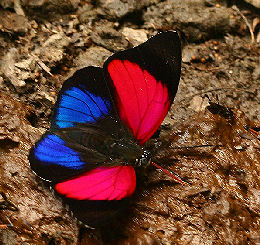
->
left=135, top=150, right=151, bottom=168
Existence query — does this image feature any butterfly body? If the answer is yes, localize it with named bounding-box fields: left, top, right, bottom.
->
left=54, top=123, right=146, bottom=167
left=29, top=31, right=181, bottom=226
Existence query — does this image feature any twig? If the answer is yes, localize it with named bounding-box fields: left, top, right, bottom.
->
left=32, top=55, right=54, bottom=77
left=191, top=64, right=223, bottom=72
left=14, top=0, right=25, bottom=16
left=0, top=192, right=18, bottom=211
left=232, top=5, right=255, bottom=44
left=179, top=87, right=257, bottom=104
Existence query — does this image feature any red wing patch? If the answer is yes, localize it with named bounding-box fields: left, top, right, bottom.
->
left=55, top=166, right=136, bottom=200
left=107, top=60, right=171, bottom=145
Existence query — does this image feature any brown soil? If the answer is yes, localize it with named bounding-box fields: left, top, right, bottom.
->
left=0, top=0, right=259, bottom=244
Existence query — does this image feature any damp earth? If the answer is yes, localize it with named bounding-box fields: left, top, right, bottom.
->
left=0, top=0, right=259, bottom=244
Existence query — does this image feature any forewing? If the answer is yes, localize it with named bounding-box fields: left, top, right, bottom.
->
left=104, top=31, right=181, bottom=144
left=51, top=66, right=113, bottom=129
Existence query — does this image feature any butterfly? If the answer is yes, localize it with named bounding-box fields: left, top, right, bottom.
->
left=29, top=31, right=182, bottom=227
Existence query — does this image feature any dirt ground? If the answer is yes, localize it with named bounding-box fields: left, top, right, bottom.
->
left=0, top=0, right=259, bottom=244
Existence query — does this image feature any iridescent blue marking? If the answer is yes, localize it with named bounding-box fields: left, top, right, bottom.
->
left=34, top=134, right=85, bottom=169
left=55, top=87, right=111, bottom=128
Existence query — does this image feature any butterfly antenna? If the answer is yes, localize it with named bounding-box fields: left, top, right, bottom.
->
left=170, top=144, right=218, bottom=150
left=151, top=162, right=190, bottom=186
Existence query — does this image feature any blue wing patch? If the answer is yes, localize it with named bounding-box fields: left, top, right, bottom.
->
left=29, top=132, right=90, bottom=182
left=54, top=86, right=111, bottom=128
left=29, top=67, right=116, bottom=182
left=33, top=133, right=85, bottom=169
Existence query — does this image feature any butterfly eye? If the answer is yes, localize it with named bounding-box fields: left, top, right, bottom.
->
left=136, top=150, right=151, bottom=167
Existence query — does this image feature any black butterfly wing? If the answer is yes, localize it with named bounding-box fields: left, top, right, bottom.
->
left=103, top=31, right=181, bottom=144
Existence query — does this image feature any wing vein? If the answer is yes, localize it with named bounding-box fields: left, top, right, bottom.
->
left=121, top=61, right=142, bottom=136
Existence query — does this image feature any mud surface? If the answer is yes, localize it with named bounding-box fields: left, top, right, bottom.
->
left=0, top=0, right=259, bottom=244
